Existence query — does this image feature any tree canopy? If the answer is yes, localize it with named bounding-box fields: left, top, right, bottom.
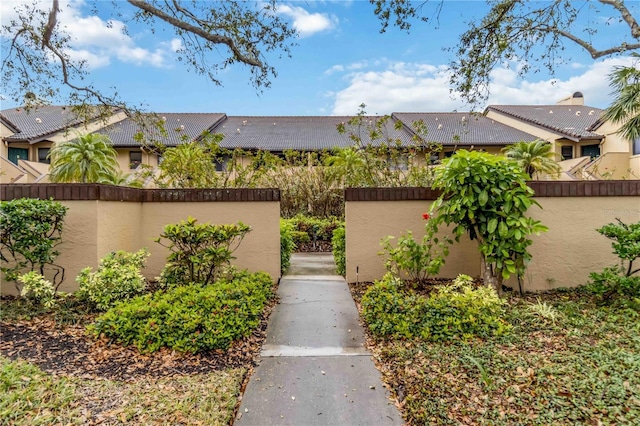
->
left=1, top=0, right=296, bottom=112
left=372, top=0, right=640, bottom=105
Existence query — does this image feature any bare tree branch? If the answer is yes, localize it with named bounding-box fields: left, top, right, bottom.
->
left=127, top=0, right=262, bottom=67
left=42, top=0, right=59, bottom=48
left=599, top=0, right=640, bottom=39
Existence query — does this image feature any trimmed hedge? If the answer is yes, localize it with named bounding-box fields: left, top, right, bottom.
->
left=89, top=271, right=274, bottom=353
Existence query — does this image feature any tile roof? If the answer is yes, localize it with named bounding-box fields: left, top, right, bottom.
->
left=0, top=105, right=107, bottom=143
left=392, top=112, right=539, bottom=145
left=212, top=116, right=415, bottom=151
left=96, top=113, right=226, bottom=147
left=486, top=105, right=604, bottom=141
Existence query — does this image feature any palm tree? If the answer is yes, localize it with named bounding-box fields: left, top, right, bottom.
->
left=601, top=63, right=640, bottom=143
left=502, top=140, right=561, bottom=179
left=48, top=133, right=120, bottom=183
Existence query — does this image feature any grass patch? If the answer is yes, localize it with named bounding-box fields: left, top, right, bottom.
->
left=0, top=355, right=245, bottom=425
left=364, top=291, right=640, bottom=425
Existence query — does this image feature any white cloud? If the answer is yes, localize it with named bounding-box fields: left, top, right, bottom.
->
left=1, top=0, right=177, bottom=70
left=329, top=57, right=637, bottom=115
left=278, top=4, right=336, bottom=37
left=324, top=65, right=345, bottom=75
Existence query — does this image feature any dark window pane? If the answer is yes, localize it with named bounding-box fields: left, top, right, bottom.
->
left=129, top=151, right=142, bottom=169
left=38, top=148, right=51, bottom=164
left=634, top=138, right=640, bottom=156
left=561, top=145, right=573, bottom=160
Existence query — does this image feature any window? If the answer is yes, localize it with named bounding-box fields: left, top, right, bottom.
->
left=581, top=144, right=600, bottom=160
left=215, top=155, right=232, bottom=172
left=443, top=151, right=455, bottom=158
left=38, top=148, right=51, bottom=164
left=129, top=151, right=142, bottom=169
left=561, top=145, right=573, bottom=160
left=634, top=138, right=640, bottom=156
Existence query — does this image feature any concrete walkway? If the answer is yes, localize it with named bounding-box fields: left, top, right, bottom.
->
left=235, top=253, right=402, bottom=426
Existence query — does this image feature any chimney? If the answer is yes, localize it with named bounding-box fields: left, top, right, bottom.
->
left=556, top=92, right=584, bottom=106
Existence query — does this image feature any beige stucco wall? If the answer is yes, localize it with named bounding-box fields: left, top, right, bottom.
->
left=345, top=195, right=640, bottom=291
left=345, top=200, right=480, bottom=283
left=1, top=197, right=280, bottom=295
left=48, top=201, right=100, bottom=294
left=630, top=155, right=640, bottom=178
left=518, top=196, right=638, bottom=291
left=140, top=201, right=281, bottom=281
left=585, top=152, right=634, bottom=179
left=0, top=156, right=26, bottom=184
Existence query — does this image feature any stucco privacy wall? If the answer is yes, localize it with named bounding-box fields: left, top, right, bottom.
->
left=345, top=182, right=640, bottom=291
left=344, top=188, right=480, bottom=284
left=0, top=184, right=281, bottom=295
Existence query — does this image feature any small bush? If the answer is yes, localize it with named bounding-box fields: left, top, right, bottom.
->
left=379, top=219, right=450, bottom=285
left=332, top=226, right=346, bottom=276
left=77, top=249, right=149, bottom=311
left=587, top=266, right=640, bottom=302
left=157, top=217, right=251, bottom=287
left=586, top=219, right=640, bottom=306
left=361, top=274, right=509, bottom=341
left=18, top=272, right=56, bottom=308
left=280, top=219, right=296, bottom=274
left=361, top=274, right=418, bottom=338
left=89, top=271, right=274, bottom=353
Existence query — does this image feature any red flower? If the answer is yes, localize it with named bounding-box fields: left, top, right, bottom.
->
left=422, top=213, right=430, bottom=220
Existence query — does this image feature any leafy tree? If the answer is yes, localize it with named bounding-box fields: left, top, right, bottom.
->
left=48, top=133, right=120, bottom=183
left=502, top=140, right=561, bottom=180
left=601, top=62, right=640, bottom=144
left=2, top=1, right=296, bottom=112
left=431, top=150, right=547, bottom=294
left=372, top=0, right=640, bottom=105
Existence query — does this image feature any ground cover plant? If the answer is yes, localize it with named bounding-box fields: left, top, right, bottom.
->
left=349, top=281, right=640, bottom=425
left=0, top=355, right=244, bottom=425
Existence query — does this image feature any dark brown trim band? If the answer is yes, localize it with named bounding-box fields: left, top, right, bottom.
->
left=0, top=184, right=280, bottom=202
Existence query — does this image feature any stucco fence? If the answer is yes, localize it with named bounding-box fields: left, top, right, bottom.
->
left=0, top=184, right=281, bottom=295
left=345, top=181, right=640, bottom=292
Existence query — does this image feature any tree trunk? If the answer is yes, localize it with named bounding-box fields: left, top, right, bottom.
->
left=481, top=255, right=503, bottom=296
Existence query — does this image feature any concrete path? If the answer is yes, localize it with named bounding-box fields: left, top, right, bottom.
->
left=235, top=253, right=402, bottom=426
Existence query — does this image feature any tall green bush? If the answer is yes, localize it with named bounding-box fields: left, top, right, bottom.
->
left=0, top=198, right=67, bottom=290
left=431, top=150, right=547, bottom=294
left=157, top=217, right=251, bottom=287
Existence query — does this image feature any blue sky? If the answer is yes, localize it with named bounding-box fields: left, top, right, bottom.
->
left=1, top=1, right=638, bottom=115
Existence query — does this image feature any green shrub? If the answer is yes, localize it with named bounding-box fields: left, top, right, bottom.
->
left=379, top=219, right=450, bottom=285
left=18, top=272, right=56, bottom=308
left=586, top=219, right=640, bottom=306
left=281, top=214, right=342, bottom=246
left=0, top=198, right=67, bottom=290
left=361, top=274, right=510, bottom=341
left=89, top=271, right=274, bottom=353
left=157, top=217, right=251, bottom=287
left=77, top=249, right=149, bottom=311
left=361, top=274, right=419, bottom=338
left=280, top=219, right=296, bottom=274
left=332, top=226, right=346, bottom=276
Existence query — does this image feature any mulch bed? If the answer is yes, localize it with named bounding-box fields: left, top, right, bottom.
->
left=0, top=295, right=278, bottom=382
left=295, top=241, right=333, bottom=252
